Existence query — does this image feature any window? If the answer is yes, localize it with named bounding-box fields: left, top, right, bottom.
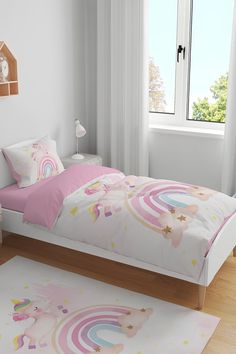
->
left=149, top=0, right=234, bottom=128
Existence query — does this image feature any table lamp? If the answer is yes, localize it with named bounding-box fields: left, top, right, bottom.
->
left=72, top=119, right=86, bottom=159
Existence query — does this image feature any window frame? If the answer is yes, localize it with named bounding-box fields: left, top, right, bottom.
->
left=149, top=0, right=226, bottom=132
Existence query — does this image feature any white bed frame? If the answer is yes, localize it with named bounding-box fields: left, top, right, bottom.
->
left=0, top=151, right=236, bottom=309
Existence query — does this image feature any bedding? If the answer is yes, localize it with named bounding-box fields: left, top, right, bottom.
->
left=3, top=136, right=64, bottom=188
left=22, top=165, right=236, bottom=280
left=0, top=177, right=54, bottom=212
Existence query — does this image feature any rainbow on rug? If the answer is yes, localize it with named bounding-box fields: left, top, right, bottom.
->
left=0, top=256, right=219, bottom=354
left=53, top=305, right=153, bottom=353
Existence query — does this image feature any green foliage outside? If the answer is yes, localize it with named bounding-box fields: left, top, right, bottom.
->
left=192, top=73, right=228, bottom=122
left=149, top=56, right=228, bottom=122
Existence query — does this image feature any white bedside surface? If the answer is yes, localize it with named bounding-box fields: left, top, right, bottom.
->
left=61, top=154, right=102, bottom=168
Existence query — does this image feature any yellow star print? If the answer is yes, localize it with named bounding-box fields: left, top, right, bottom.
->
left=183, top=340, right=189, bottom=345
left=127, top=325, right=134, bottom=329
left=192, top=259, right=198, bottom=267
left=70, top=207, right=79, bottom=216
left=177, top=215, right=186, bottom=222
left=211, top=215, right=218, bottom=221
left=162, top=226, right=172, bottom=235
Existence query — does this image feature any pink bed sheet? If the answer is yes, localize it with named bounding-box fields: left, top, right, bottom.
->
left=0, top=177, right=54, bottom=212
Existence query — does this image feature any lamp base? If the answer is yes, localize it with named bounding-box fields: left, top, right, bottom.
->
left=71, top=153, right=85, bottom=160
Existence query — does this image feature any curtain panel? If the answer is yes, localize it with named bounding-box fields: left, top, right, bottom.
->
left=97, top=0, right=149, bottom=176
left=222, top=1, right=236, bottom=195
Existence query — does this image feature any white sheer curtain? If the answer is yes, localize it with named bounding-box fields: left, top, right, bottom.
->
left=222, top=1, right=236, bottom=195
left=97, top=0, right=149, bottom=176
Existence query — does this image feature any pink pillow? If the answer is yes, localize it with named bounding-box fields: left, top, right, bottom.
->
left=3, top=136, right=64, bottom=188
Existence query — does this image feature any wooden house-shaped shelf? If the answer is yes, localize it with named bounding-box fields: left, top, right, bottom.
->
left=0, top=42, right=18, bottom=96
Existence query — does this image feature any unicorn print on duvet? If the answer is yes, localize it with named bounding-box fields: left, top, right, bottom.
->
left=23, top=165, right=236, bottom=280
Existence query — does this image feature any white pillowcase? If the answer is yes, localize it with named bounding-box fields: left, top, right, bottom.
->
left=3, top=136, right=64, bottom=188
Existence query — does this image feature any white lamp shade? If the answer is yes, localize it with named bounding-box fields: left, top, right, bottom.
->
left=75, top=120, right=86, bottom=138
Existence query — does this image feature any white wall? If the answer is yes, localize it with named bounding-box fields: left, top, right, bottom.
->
left=149, top=131, right=223, bottom=190
left=0, top=0, right=88, bottom=157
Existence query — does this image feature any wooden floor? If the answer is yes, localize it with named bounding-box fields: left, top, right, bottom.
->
left=1, top=234, right=236, bottom=353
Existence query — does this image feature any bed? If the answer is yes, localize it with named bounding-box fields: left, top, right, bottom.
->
left=1, top=150, right=236, bottom=310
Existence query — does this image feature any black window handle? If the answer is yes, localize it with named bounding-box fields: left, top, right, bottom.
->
left=177, top=45, right=186, bottom=62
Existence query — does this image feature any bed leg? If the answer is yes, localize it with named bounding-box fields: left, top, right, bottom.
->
left=197, top=285, right=206, bottom=310
left=233, top=246, right=236, bottom=257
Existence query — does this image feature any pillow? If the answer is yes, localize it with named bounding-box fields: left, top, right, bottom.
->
left=3, top=136, right=64, bottom=188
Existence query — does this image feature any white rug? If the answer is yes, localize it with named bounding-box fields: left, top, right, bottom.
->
left=0, top=256, right=219, bottom=354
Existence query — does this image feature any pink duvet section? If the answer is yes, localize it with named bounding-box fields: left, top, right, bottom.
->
left=0, top=177, right=54, bottom=212
left=23, top=164, right=122, bottom=229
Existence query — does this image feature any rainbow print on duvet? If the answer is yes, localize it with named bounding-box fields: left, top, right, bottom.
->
left=87, top=177, right=215, bottom=247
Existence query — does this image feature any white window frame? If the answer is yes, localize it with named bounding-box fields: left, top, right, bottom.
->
left=149, top=0, right=225, bottom=133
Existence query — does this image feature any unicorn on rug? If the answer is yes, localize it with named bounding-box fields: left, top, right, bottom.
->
left=12, top=298, right=68, bottom=350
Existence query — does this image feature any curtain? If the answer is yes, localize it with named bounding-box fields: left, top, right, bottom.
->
left=222, top=1, right=236, bottom=195
left=97, top=0, right=149, bottom=176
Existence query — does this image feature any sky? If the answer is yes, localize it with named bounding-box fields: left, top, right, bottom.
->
left=149, top=0, right=234, bottom=115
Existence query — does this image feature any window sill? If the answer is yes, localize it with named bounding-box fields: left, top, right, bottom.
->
left=149, top=124, right=224, bottom=139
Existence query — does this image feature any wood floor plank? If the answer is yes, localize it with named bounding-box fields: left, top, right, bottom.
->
left=1, top=234, right=236, bottom=353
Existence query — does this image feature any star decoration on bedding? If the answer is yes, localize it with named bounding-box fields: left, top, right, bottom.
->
left=183, top=340, right=189, bottom=345
left=162, top=226, right=172, bottom=235
left=111, top=242, right=117, bottom=250
left=70, top=207, right=79, bottom=216
left=170, top=208, right=176, bottom=214
left=177, top=215, right=186, bottom=222
left=211, top=215, right=218, bottom=221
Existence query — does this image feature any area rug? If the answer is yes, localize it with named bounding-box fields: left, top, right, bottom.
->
left=0, top=256, right=219, bottom=354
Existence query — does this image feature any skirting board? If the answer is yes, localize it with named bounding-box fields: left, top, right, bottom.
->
left=2, top=208, right=236, bottom=287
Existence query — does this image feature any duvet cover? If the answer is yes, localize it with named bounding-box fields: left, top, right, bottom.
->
left=23, top=165, right=236, bottom=280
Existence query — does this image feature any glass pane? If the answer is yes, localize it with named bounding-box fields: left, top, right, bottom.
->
left=149, top=0, right=178, bottom=114
left=188, top=0, right=234, bottom=122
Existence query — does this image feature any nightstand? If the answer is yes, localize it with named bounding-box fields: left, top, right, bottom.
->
left=61, top=154, right=102, bottom=169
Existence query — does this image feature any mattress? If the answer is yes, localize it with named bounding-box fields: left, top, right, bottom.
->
left=0, top=177, right=53, bottom=212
